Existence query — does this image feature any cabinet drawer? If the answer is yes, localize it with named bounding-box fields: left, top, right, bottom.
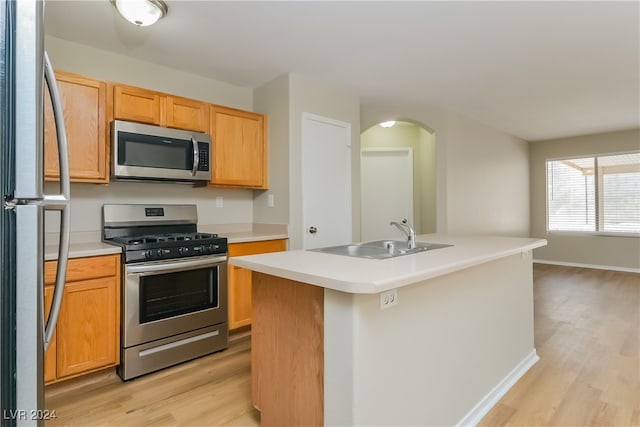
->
left=228, top=239, right=287, bottom=257
left=45, top=254, right=119, bottom=285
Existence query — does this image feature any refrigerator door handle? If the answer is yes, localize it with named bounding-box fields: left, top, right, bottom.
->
left=42, top=52, right=71, bottom=351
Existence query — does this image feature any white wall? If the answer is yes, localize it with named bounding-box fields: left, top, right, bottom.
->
left=530, top=129, right=640, bottom=271
left=253, top=74, right=291, bottom=225
left=361, top=102, right=530, bottom=237
left=253, top=73, right=361, bottom=249
left=44, top=36, right=256, bottom=231
left=289, top=74, right=362, bottom=249
left=45, top=36, right=252, bottom=110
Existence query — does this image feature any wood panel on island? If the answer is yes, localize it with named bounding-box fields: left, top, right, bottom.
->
left=43, top=254, right=120, bottom=384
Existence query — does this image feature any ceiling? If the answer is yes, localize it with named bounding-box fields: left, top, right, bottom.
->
left=44, top=1, right=640, bottom=141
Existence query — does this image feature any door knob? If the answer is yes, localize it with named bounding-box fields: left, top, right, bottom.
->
left=308, top=226, right=317, bottom=234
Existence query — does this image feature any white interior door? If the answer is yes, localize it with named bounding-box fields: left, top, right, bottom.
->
left=361, top=148, right=414, bottom=241
left=301, top=113, right=352, bottom=249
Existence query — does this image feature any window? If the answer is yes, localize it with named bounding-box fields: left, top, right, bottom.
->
left=546, top=152, right=640, bottom=235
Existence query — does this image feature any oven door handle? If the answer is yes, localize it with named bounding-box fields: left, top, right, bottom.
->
left=127, top=255, right=227, bottom=276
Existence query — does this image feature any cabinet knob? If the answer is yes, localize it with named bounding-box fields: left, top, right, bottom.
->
left=308, top=226, right=317, bottom=234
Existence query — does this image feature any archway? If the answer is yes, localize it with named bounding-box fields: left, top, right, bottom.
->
left=360, top=120, right=436, bottom=240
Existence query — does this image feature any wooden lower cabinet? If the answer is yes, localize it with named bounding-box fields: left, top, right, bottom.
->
left=44, top=286, right=57, bottom=383
left=228, top=239, right=287, bottom=330
left=44, top=254, right=120, bottom=384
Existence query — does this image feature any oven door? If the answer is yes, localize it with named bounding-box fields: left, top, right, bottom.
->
left=122, top=255, right=227, bottom=348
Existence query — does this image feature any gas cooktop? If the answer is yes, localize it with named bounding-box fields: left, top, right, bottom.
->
left=102, top=204, right=227, bottom=263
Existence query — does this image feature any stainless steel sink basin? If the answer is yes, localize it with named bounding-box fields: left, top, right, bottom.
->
left=310, top=240, right=452, bottom=259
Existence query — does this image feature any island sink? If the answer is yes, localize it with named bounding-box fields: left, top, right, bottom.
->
left=310, top=239, right=453, bottom=259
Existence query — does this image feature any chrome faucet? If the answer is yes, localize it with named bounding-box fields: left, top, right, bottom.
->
left=390, top=219, right=416, bottom=249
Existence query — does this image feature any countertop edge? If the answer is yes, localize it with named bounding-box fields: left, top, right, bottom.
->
left=45, top=244, right=122, bottom=261
left=225, top=233, right=289, bottom=244
left=230, top=238, right=547, bottom=294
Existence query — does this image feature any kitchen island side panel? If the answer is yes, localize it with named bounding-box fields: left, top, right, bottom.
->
left=251, top=272, right=324, bottom=426
left=339, top=253, right=536, bottom=426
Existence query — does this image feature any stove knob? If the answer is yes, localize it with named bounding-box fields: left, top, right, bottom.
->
left=179, top=247, right=190, bottom=256
left=145, top=250, right=154, bottom=260
left=193, top=246, right=203, bottom=254
left=156, top=249, right=171, bottom=258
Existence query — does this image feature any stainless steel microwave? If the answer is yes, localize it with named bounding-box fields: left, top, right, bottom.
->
left=112, top=120, right=211, bottom=183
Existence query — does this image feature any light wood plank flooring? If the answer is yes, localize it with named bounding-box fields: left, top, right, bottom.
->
left=45, top=335, right=259, bottom=426
left=479, top=264, right=639, bottom=427
left=46, top=264, right=639, bottom=426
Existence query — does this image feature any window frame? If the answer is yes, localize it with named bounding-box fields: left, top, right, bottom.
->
left=545, top=150, right=640, bottom=238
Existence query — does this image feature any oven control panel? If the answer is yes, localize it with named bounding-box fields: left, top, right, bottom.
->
left=142, top=244, right=223, bottom=261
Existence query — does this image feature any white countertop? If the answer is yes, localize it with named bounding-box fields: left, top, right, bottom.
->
left=230, top=235, right=547, bottom=294
left=200, top=223, right=288, bottom=244
left=45, top=241, right=122, bottom=261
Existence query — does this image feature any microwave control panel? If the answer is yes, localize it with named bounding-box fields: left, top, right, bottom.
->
left=198, top=145, right=210, bottom=171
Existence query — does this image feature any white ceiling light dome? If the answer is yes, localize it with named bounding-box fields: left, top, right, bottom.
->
left=379, top=121, right=396, bottom=128
left=112, top=0, right=168, bottom=27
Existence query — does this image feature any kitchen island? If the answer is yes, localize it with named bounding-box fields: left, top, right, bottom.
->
left=231, top=235, right=547, bottom=426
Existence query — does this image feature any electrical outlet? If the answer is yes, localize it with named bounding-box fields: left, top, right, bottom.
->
left=215, top=196, right=223, bottom=208
left=380, top=289, right=398, bottom=310
left=267, top=194, right=275, bottom=208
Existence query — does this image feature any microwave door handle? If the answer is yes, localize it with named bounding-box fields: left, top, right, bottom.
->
left=190, top=136, right=199, bottom=176
left=43, top=51, right=71, bottom=351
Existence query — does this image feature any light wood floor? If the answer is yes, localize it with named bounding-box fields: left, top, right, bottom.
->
left=45, top=335, right=259, bottom=426
left=45, top=264, right=639, bottom=426
left=479, top=264, right=639, bottom=427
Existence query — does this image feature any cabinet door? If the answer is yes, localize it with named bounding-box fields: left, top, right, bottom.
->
left=44, top=286, right=57, bottom=383
left=165, top=96, right=209, bottom=132
left=211, top=107, right=267, bottom=188
left=56, top=276, right=118, bottom=378
left=44, top=72, right=108, bottom=183
left=228, top=240, right=287, bottom=330
left=113, top=85, right=162, bottom=126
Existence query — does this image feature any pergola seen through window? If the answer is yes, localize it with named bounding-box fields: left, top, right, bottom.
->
left=546, top=152, right=640, bottom=234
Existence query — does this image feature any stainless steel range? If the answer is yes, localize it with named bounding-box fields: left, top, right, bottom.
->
left=102, top=204, right=228, bottom=380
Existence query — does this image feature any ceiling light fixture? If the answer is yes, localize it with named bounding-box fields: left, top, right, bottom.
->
left=112, top=0, right=168, bottom=27
left=379, top=121, right=396, bottom=128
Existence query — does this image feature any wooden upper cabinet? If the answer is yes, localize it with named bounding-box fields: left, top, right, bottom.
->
left=165, top=96, right=209, bottom=133
left=44, top=72, right=108, bottom=183
left=113, top=85, right=162, bottom=126
left=113, top=85, right=208, bottom=133
left=210, top=106, right=268, bottom=188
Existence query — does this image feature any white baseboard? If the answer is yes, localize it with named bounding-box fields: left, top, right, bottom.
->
left=455, top=350, right=540, bottom=427
left=533, top=259, right=640, bottom=274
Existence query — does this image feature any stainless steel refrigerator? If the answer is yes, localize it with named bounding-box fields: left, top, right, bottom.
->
left=1, top=1, right=70, bottom=425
